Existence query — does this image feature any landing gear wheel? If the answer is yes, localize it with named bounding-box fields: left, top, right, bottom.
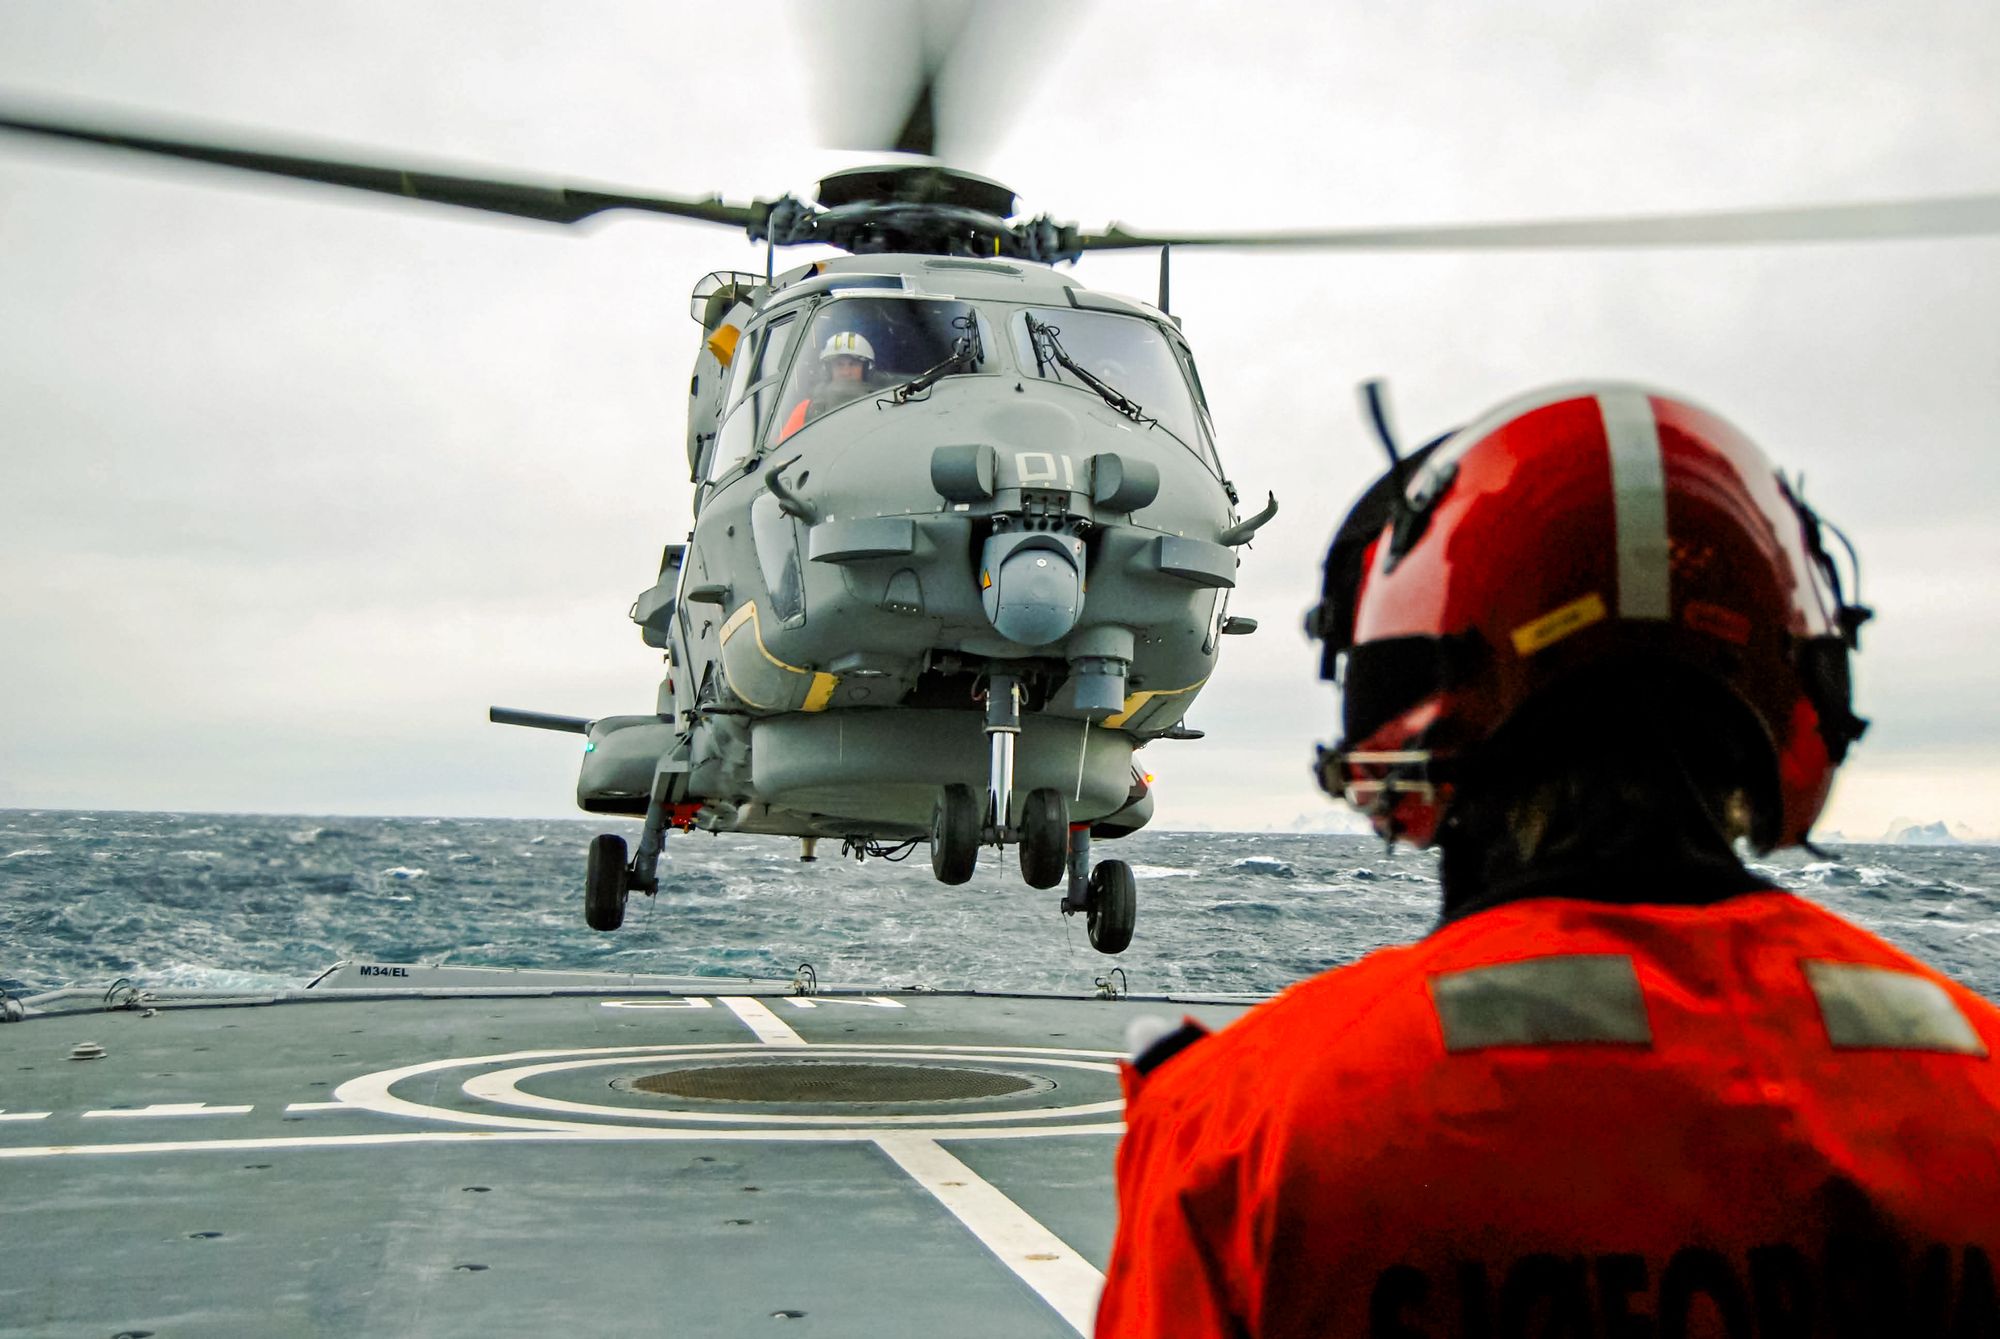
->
left=585, top=833, right=630, bottom=932
left=930, top=784, right=980, bottom=885
left=1018, top=788, right=1069, bottom=890
left=1086, top=859, right=1137, bottom=955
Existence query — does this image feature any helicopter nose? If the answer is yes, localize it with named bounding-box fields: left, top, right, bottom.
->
left=981, top=531, right=1085, bottom=646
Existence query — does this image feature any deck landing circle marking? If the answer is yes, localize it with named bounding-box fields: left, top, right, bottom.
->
left=462, top=1047, right=1121, bottom=1126
left=331, top=1041, right=1125, bottom=1141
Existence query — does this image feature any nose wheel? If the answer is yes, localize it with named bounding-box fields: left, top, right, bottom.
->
left=931, top=783, right=981, bottom=884
left=1018, top=787, right=1069, bottom=888
left=926, top=673, right=1137, bottom=952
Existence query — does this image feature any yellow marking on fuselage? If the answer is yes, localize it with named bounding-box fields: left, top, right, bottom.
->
left=1102, top=678, right=1209, bottom=730
left=718, top=602, right=838, bottom=713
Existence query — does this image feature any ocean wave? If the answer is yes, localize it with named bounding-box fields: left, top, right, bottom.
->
left=3, top=813, right=1994, bottom=1002
left=1211, top=900, right=1283, bottom=920
left=1796, top=861, right=1902, bottom=887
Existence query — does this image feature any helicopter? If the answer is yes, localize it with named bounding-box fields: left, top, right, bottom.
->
left=0, top=95, right=1290, bottom=955
left=487, top=173, right=1290, bottom=955
left=4, top=13, right=1997, bottom=955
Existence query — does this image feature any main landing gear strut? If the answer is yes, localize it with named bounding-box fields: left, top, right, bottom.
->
left=929, top=672, right=1138, bottom=954
left=584, top=776, right=678, bottom=932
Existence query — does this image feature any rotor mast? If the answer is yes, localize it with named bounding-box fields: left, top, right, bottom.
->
left=750, top=164, right=1080, bottom=263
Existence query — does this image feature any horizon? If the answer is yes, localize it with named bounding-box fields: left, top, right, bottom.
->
left=6, top=804, right=1997, bottom=848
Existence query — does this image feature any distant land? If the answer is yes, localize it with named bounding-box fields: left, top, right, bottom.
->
left=1239, top=813, right=1998, bottom=846
left=1266, top=810, right=2000, bottom=846
left=1820, top=819, right=1997, bottom=846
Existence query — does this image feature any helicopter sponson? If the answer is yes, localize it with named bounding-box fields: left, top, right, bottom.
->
left=574, top=253, right=1272, bottom=887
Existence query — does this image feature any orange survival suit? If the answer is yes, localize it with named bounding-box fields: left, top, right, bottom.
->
left=1097, top=889, right=2000, bottom=1338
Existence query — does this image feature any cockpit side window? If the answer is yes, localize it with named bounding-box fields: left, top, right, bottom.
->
left=1010, top=308, right=1205, bottom=462
left=710, top=316, right=797, bottom=480
left=1172, top=339, right=1225, bottom=475
left=771, top=296, right=989, bottom=445
left=721, top=330, right=758, bottom=416
left=745, top=315, right=798, bottom=437
left=1176, top=341, right=1215, bottom=427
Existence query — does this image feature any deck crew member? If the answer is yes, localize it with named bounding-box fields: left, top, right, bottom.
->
left=1096, top=383, right=2000, bottom=1338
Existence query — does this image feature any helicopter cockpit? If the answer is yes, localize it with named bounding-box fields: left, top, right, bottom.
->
left=773, top=295, right=992, bottom=442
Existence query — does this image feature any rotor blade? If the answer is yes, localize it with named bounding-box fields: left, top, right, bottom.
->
left=890, top=73, right=940, bottom=159
left=809, top=0, right=980, bottom=161
left=0, top=105, right=758, bottom=229
left=1078, top=194, right=2000, bottom=253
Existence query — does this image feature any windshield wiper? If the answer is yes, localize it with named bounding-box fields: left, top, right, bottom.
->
left=1024, top=314, right=1148, bottom=423
left=884, top=317, right=985, bottom=406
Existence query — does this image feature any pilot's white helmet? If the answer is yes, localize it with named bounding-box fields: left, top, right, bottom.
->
left=821, top=331, right=876, bottom=367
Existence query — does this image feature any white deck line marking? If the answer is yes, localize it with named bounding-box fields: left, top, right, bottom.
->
left=81, top=1103, right=254, bottom=1119
left=0, top=1123, right=1125, bottom=1159
left=875, top=1135, right=1104, bottom=1336
left=717, top=995, right=807, bottom=1046
left=285, top=1102, right=350, bottom=1112
left=0, top=1111, right=51, bottom=1121
left=779, top=996, right=905, bottom=1010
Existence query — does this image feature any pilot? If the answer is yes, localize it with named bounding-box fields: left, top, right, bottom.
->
left=1096, top=384, right=2000, bottom=1337
left=777, top=330, right=877, bottom=443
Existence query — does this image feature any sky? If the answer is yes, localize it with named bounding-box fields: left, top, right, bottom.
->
left=1, top=1, right=1996, bottom=840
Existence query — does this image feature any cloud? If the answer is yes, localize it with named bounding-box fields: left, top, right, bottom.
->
left=2, top=1, right=1996, bottom=828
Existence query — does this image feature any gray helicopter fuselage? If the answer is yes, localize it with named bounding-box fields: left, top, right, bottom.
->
left=591, top=253, right=1256, bottom=840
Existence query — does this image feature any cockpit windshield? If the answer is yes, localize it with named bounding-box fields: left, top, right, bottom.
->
left=774, top=296, right=988, bottom=444
left=1010, top=308, right=1205, bottom=452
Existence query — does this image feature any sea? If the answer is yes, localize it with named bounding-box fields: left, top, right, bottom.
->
left=3, top=809, right=1996, bottom=1003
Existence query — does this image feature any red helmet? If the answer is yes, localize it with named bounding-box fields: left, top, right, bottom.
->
left=1308, top=382, right=1870, bottom=851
